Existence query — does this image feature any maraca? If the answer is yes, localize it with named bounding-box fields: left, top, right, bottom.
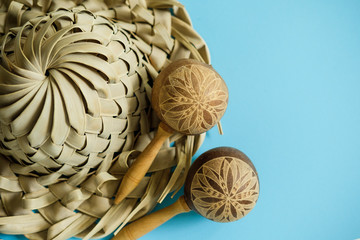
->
left=112, top=147, right=260, bottom=240
left=115, top=59, right=229, bottom=204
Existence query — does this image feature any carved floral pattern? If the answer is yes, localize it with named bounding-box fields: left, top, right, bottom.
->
left=158, top=64, right=228, bottom=135
left=190, top=156, right=259, bottom=222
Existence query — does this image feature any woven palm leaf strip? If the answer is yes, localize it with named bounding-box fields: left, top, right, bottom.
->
left=0, top=0, right=210, bottom=239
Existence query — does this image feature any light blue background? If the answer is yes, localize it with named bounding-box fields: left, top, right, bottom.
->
left=2, top=0, right=360, bottom=239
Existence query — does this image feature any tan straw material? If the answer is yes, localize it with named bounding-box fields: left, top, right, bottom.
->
left=0, top=0, right=210, bottom=239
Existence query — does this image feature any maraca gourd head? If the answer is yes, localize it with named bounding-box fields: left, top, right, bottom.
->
left=184, top=147, right=259, bottom=222
left=152, top=59, right=228, bottom=135
left=112, top=147, right=259, bottom=240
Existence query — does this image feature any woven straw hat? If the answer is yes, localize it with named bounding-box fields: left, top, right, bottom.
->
left=0, top=0, right=210, bottom=239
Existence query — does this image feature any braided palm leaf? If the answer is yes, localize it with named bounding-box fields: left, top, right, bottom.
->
left=0, top=0, right=210, bottom=239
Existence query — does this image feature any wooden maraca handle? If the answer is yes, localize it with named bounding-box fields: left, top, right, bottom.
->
left=112, top=196, right=190, bottom=240
left=114, top=122, right=173, bottom=204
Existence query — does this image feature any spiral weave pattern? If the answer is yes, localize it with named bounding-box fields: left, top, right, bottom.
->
left=0, top=0, right=210, bottom=239
left=0, top=9, right=148, bottom=176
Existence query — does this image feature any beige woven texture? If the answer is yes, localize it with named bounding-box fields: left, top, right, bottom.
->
left=0, top=0, right=210, bottom=239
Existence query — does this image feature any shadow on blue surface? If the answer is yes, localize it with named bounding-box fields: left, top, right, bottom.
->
left=2, top=0, right=360, bottom=239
